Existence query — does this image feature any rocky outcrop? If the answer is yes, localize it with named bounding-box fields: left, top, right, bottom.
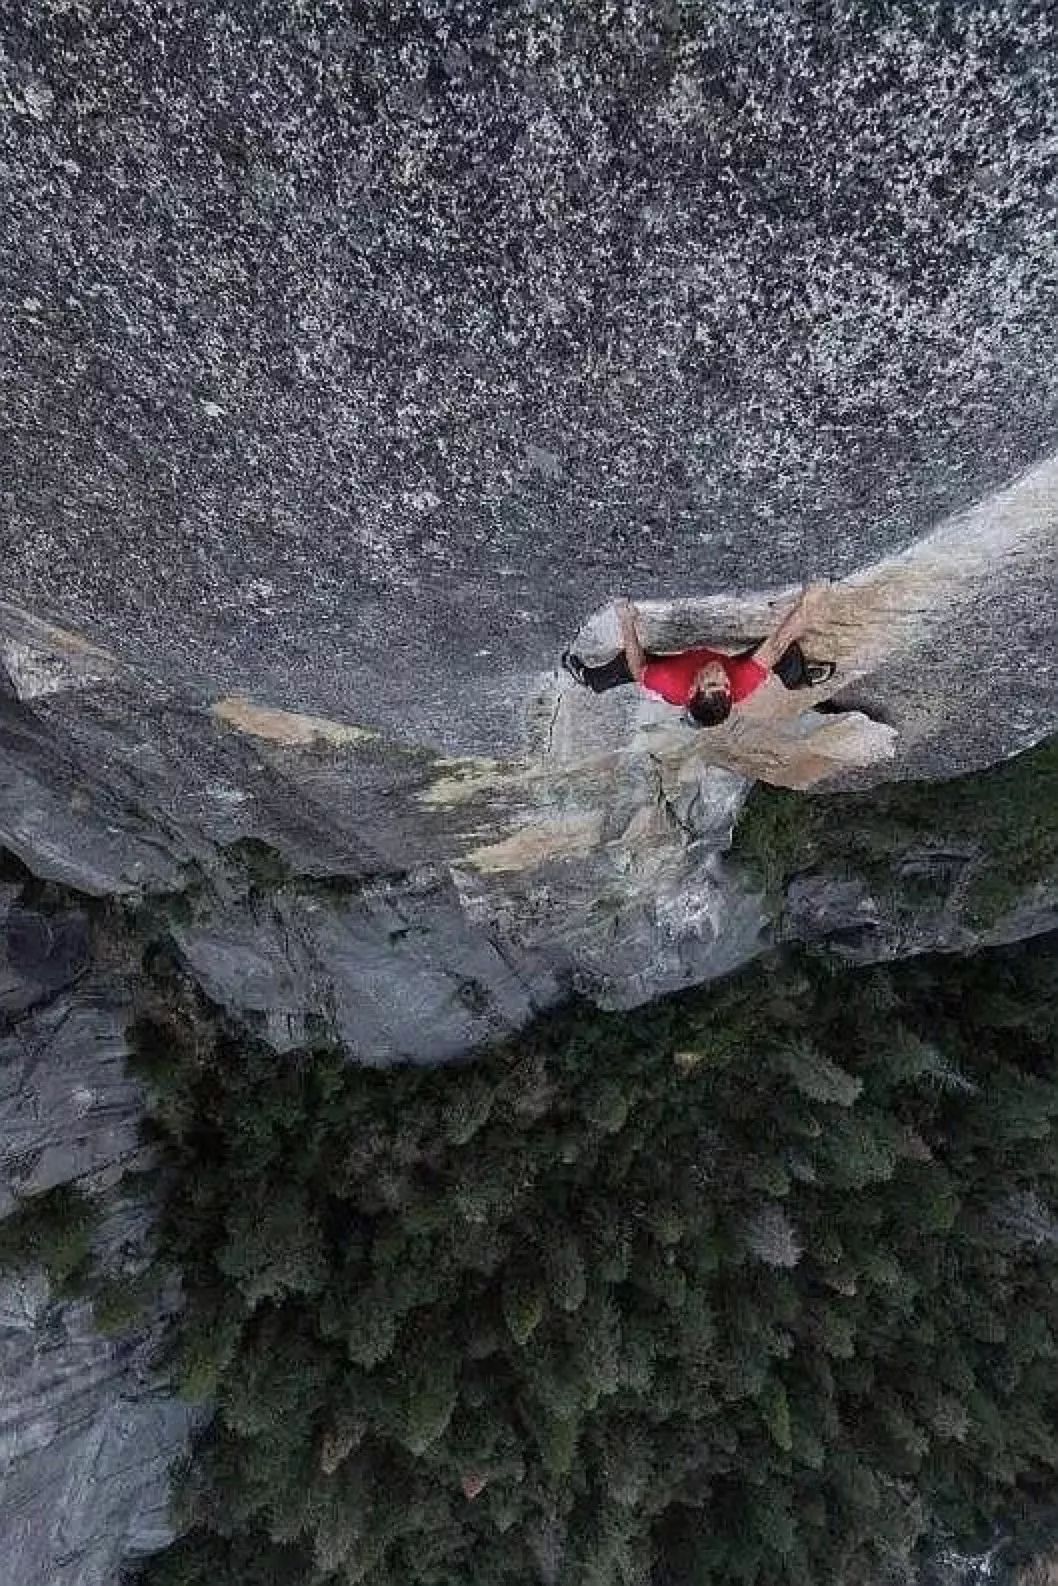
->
left=0, top=894, right=89, bottom=1022
left=2, top=0, right=1058, bottom=1024
left=2, top=440, right=1057, bottom=1033
left=0, top=1274, right=193, bottom=1586
left=781, top=868, right=1058, bottom=966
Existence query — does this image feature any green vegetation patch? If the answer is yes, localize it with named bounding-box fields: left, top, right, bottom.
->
left=133, top=933, right=1058, bottom=1586
left=733, top=733, right=1058, bottom=924
left=0, top=1184, right=97, bottom=1294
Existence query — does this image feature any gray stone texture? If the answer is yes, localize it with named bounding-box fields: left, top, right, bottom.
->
left=0, top=1273, right=193, bottom=1586
left=0, top=902, right=89, bottom=1016
left=1, top=0, right=1057, bottom=757
left=1, top=4, right=1058, bottom=1584
left=0, top=986, right=149, bottom=1213
left=172, top=870, right=554, bottom=1063
left=0, top=3, right=1054, bottom=1032
left=782, top=870, right=1058, bottom=964
left=0, top=903, right=195, bottom=1586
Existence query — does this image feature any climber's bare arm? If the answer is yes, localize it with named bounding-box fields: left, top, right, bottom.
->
left=615, top=599, right=647, bottom=682
left=754, top=583, right=827, bottom=671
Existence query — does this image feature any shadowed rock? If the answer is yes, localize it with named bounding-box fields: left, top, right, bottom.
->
left=0, top=943, right=195, bottom=1586
left=0, top=904, right=90, bottom=1014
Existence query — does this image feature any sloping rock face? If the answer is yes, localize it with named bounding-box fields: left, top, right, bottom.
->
left=1, top=1271, right=194, bottom=1586
left=2, top=5, right=1058, bottom=1584
left=0, top=2, right=1055, bottom=1024
left=2, top=442, right=1057, bottom=1032
left=781, top=867, right=1058, bottom=966
left=2, top=0, right=1058, bottom=756
left=0, top=879, right=197, bottom=1586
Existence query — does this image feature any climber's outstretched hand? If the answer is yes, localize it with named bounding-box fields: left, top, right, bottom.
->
left=755, top=581, right=829, bottom=670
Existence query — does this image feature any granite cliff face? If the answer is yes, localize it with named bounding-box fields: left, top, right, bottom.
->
left=4, top=0, right=1058, bottom=748
left=0, top=878, right=198, bottom=1586
left=2, top=3, right=1058, bottom=1583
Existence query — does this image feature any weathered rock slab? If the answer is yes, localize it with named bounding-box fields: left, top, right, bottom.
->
left=0, top=990, right=148, bottom=1213
left=0, top=1276, right=194, bottom=1586
left=0, top=907, right=194, bottom=1586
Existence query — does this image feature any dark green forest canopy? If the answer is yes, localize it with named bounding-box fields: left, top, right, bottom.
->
left=133, top=928, right=1058, bottom=1586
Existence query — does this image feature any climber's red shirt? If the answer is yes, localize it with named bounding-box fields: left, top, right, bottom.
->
left=640, top=647, right=769, bottom=708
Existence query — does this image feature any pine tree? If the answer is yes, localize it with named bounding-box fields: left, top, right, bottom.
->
left=580, top=1078, right=630, bottom=1135
left=573, top=1296, right=621, bottom=1407
left=343, top=1287, right=398, bottom=1369
left=546, top=1231, right=587, bottom=1314
left=759, top=1377, right=793, bottom=1453
left=217, top=1186, right=326, bottom=1307
left=601, top=1421, right=655, bottom=1508
left=502, top=1270, right=546, bottom=1346
left=442, top=1073, right=495, bottom=1146
left=135, top=918, right=1058, bottom=1586
left=744, top=1204, right=802, bottom=1269
left=531, top=1409, right=579, bottom=1477
left=779, top=1039, right=863, bottom=1108
left=399, top=1363, right=459, bottom=1457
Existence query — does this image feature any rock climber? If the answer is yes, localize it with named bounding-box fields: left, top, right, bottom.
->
left=562, top=585, right=835, bottom=728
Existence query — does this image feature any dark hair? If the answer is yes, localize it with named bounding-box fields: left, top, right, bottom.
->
left=685, top=688, right=732, bottom=728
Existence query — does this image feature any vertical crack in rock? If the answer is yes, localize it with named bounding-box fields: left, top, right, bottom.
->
left=647, top=753, right=696, bottom=843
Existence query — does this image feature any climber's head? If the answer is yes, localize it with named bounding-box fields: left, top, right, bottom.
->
left=685, top=660, right=733, bottom=729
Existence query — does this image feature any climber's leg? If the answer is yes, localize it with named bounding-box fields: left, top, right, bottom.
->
left=773, top=641, right=806, bottom=687
left=773, top=641, right=836, bottom=690
left=562, top=650, right=635, bottom=692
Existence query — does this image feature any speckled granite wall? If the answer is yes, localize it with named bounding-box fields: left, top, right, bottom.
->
left=2, top=1, right=1057, bottom=752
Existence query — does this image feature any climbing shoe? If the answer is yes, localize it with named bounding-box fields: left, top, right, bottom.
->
left=561, top=650, right=589, bottom=686
left=774, top=641, right=836, bottom=690
left=803, top=659, right=837, bottom=686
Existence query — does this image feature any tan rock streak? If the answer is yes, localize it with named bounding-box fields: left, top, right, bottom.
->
left=211, top=697, right=378, bottom=748
left=464, top=812, right=605, bottom=874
